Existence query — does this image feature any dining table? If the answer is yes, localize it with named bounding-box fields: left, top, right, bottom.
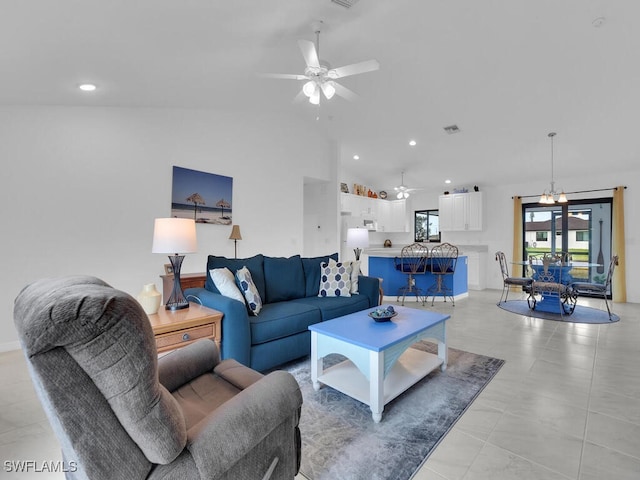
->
left=512, top=259, right=602, bottom=314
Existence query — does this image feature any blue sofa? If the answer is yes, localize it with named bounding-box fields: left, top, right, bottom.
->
left=185, top=253, right=380, bottom=372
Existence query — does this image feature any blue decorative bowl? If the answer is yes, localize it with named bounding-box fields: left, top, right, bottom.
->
left=368, top=310, right=398, bottom=322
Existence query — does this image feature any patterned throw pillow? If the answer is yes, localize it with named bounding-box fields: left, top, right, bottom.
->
left=209, top=268, right=245, bottom=304
left=235, top=266, right=262, bottom=315
left=318, top=261, right=352, bottom=297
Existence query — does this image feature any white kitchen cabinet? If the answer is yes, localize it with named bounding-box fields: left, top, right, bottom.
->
left=376, top=199, right=407, bottom=232
left=439, top=192, right=483, bottom=231
left=340, top=193, right=376, bottom=217
left=341, top=193, right=407, bottom=232
left=376, top=200, right=391, bottom=232
left=390, top=200, right=408, bottom=232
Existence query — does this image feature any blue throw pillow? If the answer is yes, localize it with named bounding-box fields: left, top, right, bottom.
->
left=263, top=255, right=305, bottom=303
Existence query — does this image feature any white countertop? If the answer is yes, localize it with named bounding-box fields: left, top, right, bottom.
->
left=365, top=244, right=489, bottom=257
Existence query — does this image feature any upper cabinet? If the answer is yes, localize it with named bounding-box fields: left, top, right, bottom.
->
left=439, top=191, right=483, bottom=231
left=377, top=199, right=407, bottom=232
left=341, top=193, right=407, bottom=232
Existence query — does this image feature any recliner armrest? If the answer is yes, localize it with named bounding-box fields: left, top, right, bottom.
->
left=214, top=358, right=264, bottom=390
left=186, top=370, right=302, bottom=478
left=158, top=339, right=220, bottom=392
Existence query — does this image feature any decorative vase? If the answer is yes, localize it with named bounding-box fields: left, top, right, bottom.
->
left=137, top=283, right=162, bottom=315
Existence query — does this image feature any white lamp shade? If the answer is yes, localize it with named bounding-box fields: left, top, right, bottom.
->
left=152, top=218, right=198, bottom=254
left=346, top=228, right=370, bottom=248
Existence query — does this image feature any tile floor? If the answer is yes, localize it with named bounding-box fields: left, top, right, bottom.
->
left=1, top=290, right=639, bottom=479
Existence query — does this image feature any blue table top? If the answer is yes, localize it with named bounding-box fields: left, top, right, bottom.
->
left=308, top=305, right=449, bottom=352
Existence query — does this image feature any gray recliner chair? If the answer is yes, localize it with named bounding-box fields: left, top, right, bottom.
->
left=13, top=275, right=302, bottom=480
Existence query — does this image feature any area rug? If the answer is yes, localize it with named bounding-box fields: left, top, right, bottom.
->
left=498, top=300, right=619, bottom=323
left=283, top=342, right=504, bottom=480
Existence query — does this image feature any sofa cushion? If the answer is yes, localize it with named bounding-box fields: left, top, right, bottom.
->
left=206, top=254, right=266, bottom=301
left=236, top=266, right=262, bottom=315
left=263, top=255, right=305, bottom=303
left=301, top=253, right=338, bottom=297
left=249, top=301, right=321, bottom=345
left=291, top=295, right=370, bottom=321
left=318, top=261, right=352, bottom=297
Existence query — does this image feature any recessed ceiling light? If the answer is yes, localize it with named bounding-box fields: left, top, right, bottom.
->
left=445, top=179, right=452, bottom=184
left=592, top=16, right=606, bottom=28
left=409, top=140, right=417, bottom=146
left=78, top=84, right=97, bottom=92
left=353, top=154, right=360, bottom=160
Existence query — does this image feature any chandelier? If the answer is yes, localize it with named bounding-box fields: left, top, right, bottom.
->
left=539, top=132, right=567, bottom=204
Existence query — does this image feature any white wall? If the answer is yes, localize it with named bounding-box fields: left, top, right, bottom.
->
left=1, top=106, right=335, bottom=350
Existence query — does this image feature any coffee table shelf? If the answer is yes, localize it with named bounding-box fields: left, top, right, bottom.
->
left=316, top=348, right=443, bottom=408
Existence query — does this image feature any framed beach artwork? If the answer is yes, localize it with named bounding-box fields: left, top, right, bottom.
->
left=171, top=166, right=233, bottom=225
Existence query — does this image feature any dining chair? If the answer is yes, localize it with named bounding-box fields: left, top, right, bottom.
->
left=569, top=255, right=619, bottom=321
left=426, top=242, right=458, bottom=306
left=494, top=251, right=534, bottom=307
left=394, top=243, right=429, bottom=305
left=530, top=254, right=577, bottom=316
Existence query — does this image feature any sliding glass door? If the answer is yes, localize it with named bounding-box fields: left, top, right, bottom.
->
left=523, top=198, right=612, bottom=285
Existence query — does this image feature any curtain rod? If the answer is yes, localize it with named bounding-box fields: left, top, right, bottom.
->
left=513, top=185, right=626, bottom=200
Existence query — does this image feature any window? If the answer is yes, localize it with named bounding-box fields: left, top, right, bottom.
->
left=523, top=199, right=612, bottom=284
left=414, top=210, right=440, bottom=242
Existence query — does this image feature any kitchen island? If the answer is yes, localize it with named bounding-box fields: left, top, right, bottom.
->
left=367, top=246, right=472, bottom=302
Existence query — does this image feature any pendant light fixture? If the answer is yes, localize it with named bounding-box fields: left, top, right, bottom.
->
left=539, top=132, right=567, bottom=204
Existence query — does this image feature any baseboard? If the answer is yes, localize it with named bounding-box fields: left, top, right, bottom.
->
left=0, top=341, right=21, bottom=353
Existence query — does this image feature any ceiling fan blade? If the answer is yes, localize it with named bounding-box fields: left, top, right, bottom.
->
left=260, top=73, right=308, bottom=80
left=298, top=39, right=320, bottom=69
left=332, top=82, right=359, bottom=101
left=329, top=59, right=380, bottom=79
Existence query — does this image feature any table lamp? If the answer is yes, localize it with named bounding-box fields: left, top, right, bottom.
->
left=152, top=218, right=198, bottom=311
left=229, top=225, right=242, bottom=259
left=346, top=228, right=370, bottom=261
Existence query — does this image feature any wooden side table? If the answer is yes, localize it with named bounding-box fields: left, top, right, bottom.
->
left=147, top=303, right=222, bottom=353
left=159, top=272, right=207, bottom=304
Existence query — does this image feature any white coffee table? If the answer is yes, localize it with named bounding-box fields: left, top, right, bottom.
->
left=309, top=305, right=449, bottom=422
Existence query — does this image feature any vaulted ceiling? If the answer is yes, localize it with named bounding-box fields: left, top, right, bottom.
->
left=3, top=0, right=639, bottom=193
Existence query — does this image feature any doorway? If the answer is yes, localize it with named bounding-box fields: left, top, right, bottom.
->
left=523, top=198, right=612, bottom=285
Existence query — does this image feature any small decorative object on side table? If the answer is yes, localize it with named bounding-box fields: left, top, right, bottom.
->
left=147, top=302, right=222, bottom=353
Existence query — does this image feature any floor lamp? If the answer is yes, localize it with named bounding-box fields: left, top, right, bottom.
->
left=152, top=218, right=198, bottom=311
left=229, top=225, right=242, bottom=259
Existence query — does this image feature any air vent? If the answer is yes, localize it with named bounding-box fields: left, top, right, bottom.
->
left=331, top=0, right=360, bottom=8
left=444, top=124, right=461, bottom=134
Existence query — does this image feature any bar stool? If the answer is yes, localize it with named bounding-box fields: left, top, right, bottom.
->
left=394, top=243, right=429, bottom=305
left=426, top=243, right=458, bottom=306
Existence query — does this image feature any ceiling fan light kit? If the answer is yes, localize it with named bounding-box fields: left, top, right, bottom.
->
left=393, top=171, right=418, bottom=199
left=263, top=21, right=379, bottom=104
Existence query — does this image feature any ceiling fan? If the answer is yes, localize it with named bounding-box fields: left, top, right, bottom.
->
left=262, top=21, right=380, bottom=104
left=394, top=171, right=420, bottom=199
